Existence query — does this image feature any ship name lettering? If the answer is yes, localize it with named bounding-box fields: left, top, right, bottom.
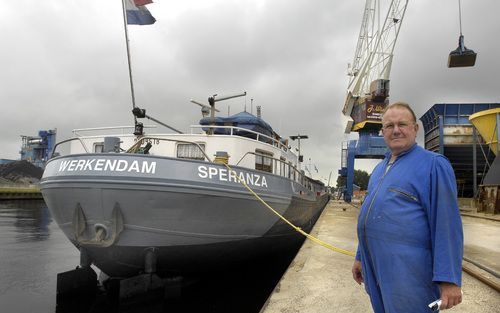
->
left=58, top=159, right=156, bottom=174
left=198, top=165, right=268, bottom=188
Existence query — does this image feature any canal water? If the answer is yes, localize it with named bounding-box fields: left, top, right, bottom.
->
left=0, top=200, right=298, bottom=313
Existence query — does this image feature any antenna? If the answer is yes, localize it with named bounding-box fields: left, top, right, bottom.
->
left=190, top=99, right=221, bottom=112
left=211, top=91, right=247, bottom=102
left=195, top=91, right=247, bottom=134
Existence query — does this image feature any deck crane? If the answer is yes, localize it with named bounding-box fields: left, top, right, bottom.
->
left=339, top=0, right=409, bottom=202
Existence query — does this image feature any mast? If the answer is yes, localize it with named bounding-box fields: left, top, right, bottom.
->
left=120, top=0, right=138, bottom=123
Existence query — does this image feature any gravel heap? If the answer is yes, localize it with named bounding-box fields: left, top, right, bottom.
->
left=0, top=160, right=43, bottom=185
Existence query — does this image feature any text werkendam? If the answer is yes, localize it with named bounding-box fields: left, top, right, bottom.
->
left=58, top=159, right=156, bottom=174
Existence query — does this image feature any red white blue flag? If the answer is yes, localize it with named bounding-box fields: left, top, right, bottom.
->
left=125, top=0, right=156, bottom=25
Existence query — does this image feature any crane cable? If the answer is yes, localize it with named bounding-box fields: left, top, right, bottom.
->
left=222, top=163, right=356, bottom=257
left=458, top=0, right=463, bottom=36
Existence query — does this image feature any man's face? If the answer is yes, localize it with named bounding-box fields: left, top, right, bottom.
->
left=381, top=107, right=419, bottom=156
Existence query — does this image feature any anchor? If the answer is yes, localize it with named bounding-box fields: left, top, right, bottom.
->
left=73, top=202, right=124, bottom=247
left=55, top=202, right=125, bottom=303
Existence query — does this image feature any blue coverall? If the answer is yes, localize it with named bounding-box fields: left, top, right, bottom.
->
left=356, top=144, right=463, bottom=313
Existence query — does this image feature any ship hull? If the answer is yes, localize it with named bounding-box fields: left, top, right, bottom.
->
left=41, top=153, right=328, bottom=277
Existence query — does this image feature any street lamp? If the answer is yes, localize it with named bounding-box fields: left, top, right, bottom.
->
left=290, top=134, right=308, bottom=162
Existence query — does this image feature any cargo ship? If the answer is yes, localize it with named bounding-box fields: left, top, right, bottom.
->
left=40, top=103, right=329, bottom=280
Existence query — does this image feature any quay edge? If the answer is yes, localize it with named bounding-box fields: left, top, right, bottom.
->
left=0, top=186, right=43, bottom=200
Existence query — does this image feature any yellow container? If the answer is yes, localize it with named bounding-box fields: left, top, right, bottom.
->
left=214, top=151, right=230, bottom=164
left=469, top=108, right=500, bottom=156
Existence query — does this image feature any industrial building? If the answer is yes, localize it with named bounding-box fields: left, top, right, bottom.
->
left=19, top=129, right=57, bottom=169
left=420, top=103, right=499, bottom=199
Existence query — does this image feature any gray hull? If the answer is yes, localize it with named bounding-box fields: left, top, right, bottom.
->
left=41, top=153, right=328, bottom=277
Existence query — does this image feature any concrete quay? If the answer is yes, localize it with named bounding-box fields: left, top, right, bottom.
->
left=261, top=200, right=500, bottom=313
left=0, top=186, right=43, bottom=200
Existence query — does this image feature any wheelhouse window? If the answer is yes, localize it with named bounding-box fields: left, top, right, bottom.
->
left=255, top=150, right=273, bottom=173
left=94, top=142, right=104, bottom=153
left=177, top=143, right=206, bottom=160
left=278, top=157, right=286, bottom=177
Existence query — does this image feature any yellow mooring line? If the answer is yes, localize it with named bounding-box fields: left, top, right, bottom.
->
left=223, top=163, right=356, bottom=258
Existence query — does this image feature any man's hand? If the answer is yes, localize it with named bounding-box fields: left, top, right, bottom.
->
left=439, top=282, right=462, bottom=310
left=352, top=260, right=364, bottom=285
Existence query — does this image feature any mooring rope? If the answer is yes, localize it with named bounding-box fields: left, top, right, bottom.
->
left=222, top=163, right=356, bottom=257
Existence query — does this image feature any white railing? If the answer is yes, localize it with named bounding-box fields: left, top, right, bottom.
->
left=127, top=137, right=213, bottom=162
left=235, top=151, right=306, bottom=184
left=189, top=125, right=289, bottom=152
left=51, top=137, right=91, bottom=156
left=72, top=125, right=157, bottom=137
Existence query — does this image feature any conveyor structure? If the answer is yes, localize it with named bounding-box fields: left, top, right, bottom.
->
left=20, top=129, right=57, bottom=169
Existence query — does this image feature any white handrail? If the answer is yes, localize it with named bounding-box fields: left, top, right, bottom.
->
left=189, top=125, right=289, bottom=152
left=73, top=125, right=157, bottom=136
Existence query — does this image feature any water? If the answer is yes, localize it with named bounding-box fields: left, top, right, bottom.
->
left=0, top=200, right=79, bottom=313
left=0, top=200, right=297, bottom=313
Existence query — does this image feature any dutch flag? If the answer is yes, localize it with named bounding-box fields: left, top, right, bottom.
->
left=125, top=0, right=156, bottom=25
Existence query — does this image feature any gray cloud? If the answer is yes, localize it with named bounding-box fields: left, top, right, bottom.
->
left=1, top=0, right=499, bottom=185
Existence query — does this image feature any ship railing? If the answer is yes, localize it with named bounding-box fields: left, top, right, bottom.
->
left=130, top=138, right=310, bottom=187
left=47, top=136, right=317, bottom=190
left=48, top=126, right=159, bottom=158
left=130, top=138, right=311, bottom=187
left=72, top=125, right=157, bottom=137
left=50, top=137, right=91, bottom=158
left=235, top=151, right=306, bottom=185
left=128, top=138, right=310, bottom=187
left=189, top=125, right=289, bottom=152
left=128, top=137, right=213, bottom=162
left=48, top=136, right=213, bottom=162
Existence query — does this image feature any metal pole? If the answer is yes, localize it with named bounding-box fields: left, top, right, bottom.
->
left=120, top=0, right=137, bottom=111
left=438, top=115, right=444, bottom=155
left=298, top=138, right=301, bottom=160
left=472, top=126, right=477, bottom=198
left=145, top=114, right=183, bottom=134
left=290, top=135, right=308, bottom=163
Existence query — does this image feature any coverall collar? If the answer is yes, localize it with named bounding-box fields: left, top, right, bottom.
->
left=384, top=143, right=418, bottom=163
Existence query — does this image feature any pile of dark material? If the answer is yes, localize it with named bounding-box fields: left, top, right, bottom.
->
left=0, top=160, right=43, bottom=185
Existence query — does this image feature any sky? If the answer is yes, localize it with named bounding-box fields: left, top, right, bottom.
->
left=1, top=0, right=499, bottom=185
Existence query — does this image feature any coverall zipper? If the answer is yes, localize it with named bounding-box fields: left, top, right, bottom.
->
left=363, top=159, right=393, bottom=230
left=388, top=188, right=419, bottom=202
left=362, top=158, right=394, bottom=286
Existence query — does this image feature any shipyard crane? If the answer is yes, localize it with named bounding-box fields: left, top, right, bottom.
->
left=343, top=0, right=408, bottom=133
left=338, top=0, right=477, bottom=202
left=339, top=0, right=409, bottom=202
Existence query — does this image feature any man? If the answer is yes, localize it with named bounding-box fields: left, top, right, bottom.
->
left=351, top=102, right=463, bottom=312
